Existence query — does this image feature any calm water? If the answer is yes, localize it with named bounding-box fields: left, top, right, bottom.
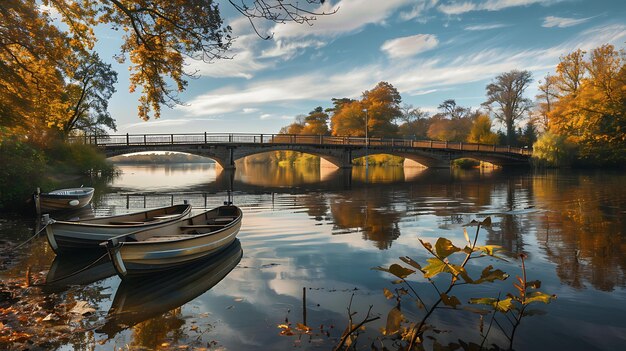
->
left=1, top=162, right=625, bottom=350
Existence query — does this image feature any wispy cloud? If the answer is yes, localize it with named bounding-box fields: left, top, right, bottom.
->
left=381, top=34, right=439, bottom=58
left=179, top=23, right=626, bottom=118
left=398, top=0, right=440, bottom=21
left=465, top=23, right=509, bottom=31
left=261, top=39, right=327, bottom=60
left=438, top=0, right=557, bottom=15
left=271, top=0, right=415, bottom=39
left=542, top=15, right=592, bottom=28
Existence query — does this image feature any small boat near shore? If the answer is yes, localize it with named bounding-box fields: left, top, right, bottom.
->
left=45, top=203, right=192, bottom=254
left=35, top=187, right=95, bottom=214
left=98, top=239, right=242, bottom=337
left=104, top=204, right=242, bottom=278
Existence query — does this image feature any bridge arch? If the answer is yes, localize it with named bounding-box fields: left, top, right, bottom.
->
left=88, top=133, right=531, bottom=169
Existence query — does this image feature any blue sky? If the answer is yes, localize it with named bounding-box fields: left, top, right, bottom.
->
left=97, top=0, right=626, bottom=135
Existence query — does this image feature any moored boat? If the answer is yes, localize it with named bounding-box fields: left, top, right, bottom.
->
left=45, top=203, right=192, bottom=254
left=35, top=187, right=95, bottom=214
left=98, top=239, right=242, bottom=337
left=104, top=204, right=242, bottom=278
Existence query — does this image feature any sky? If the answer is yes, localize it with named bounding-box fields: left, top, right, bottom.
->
left=96, top=0, right=626, bottom=135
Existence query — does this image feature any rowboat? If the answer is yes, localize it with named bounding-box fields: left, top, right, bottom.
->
left=45, top=203, right=192, bottom=254
left=34, top=187, right=95, bottom=214
left=98, top=239, right=242, bottom=337
left=104, top=204, right=242, bottom=278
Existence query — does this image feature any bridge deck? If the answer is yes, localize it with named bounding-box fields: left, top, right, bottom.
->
left=70, top=133, right=531, bottom=156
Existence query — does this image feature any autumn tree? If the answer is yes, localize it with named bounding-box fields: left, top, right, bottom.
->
left=1, top=0, right=333, bottom=144
left=483, top=70, right=533, bottom=145
left=330, top=100, right=367, bottom=136
left=547, top=44, right=626, bottom=166
left=329, top=82, right=402, bottom=137
left=535, top=74, right=559, bottom=131
left=467, top=114, right=498, bottom=144
left=427, top=100, right=476, bottom=142
left=279, top=115, right=306, bottom=135
left=397, top=104, right=430, bottom=139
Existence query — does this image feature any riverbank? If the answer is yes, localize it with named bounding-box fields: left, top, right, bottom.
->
left=0, top=139, right=114, bottom=213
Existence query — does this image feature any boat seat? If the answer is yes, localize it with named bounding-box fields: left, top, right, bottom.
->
left=212, top=217, right=234, bottom=222
left=143, top=235, right=197, bottom=242
left=152, top=214, right=181, bottom=220
left=180, top=224, right=224, bottom=229
left=109, top=221, right=146, bottom=225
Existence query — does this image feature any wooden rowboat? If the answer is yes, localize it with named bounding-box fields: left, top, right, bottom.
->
left=98, top=239, right=242, bottom=337
left=34, top=187, right=95, bottom=214
left=104, top=205, right=242, bottom=278
left=45, top=203, right=192, bottom=254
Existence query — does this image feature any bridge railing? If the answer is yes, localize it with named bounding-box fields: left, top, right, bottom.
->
left=70, top=133, right=532, bottom=155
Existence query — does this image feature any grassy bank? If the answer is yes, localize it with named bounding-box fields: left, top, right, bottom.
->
left=0, top=138, right=114, bottom=213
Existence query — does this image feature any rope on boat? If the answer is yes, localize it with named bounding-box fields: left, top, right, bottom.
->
left=34, top=252, right=110, bottom=286
left=12, top=222, right=49, bottom=251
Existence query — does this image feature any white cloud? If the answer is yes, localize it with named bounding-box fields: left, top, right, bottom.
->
left=260, top=114, right=272, bottom=120
left=381, top=34, right=439, bottom=58
left=438, top=0, right=557, bottom=15
left=243, top=108, right=259, bottom=114
left=261, top=39, right=327, bottom=60
left=271, top=0, right=415, bottom=39
left=179, top=23, right=626, bottom=119
left=438, top=1, right=477, bottom=15
left=465, top=23, right=509, bottom=31
left=398, top=0, right=440, bottom=21
left=542, top=16, right=592, bottom=28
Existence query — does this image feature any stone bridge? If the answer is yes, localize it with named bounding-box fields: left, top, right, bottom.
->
left=72, top=133, right=532, bottom=169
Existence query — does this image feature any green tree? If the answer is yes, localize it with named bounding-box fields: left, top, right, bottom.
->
left=301, top=107, right=330, bottom=135
left=483, top=70, right=533, bottom=146
left=64, top=52, right=118, bottom=136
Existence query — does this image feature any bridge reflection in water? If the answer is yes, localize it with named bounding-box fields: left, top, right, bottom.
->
left=72, top=132, right=532, bottom=169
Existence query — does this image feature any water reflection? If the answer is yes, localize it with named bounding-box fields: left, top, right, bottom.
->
left=98, top=240, right=242, bottom=340
left=1, top=163, right=625, bottom=350
left=44, top=252, right=114, bottom=293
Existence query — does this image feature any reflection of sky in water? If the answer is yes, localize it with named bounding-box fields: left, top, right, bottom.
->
left=110, top=163, right=217, bottom=191
left=3, top=165, right=625, bottom=350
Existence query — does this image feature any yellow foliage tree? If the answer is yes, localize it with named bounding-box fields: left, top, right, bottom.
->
left=547, top=44, right=626, bottom=165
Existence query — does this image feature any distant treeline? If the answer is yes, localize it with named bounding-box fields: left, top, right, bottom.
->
left=110, top=152, right=215, bottom=164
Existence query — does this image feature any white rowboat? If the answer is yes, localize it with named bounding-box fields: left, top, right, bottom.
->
left=104, top=205, right=242, bottom=278
left=45, top=203, right=192, bottom=254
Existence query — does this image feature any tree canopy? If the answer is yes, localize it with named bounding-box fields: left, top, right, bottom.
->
left=545, top=44, right=626, bottom=166
left=0, top=0, right=331, bottom=143
left=483, top=70, right=533, bottom=145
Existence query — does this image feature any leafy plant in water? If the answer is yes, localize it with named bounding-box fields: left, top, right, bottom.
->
left=469, top=252, right=556, bottom=350
left=368, top=217, right=556, bottom=350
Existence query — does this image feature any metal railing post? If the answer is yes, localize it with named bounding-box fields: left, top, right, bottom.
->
left=171, top=134, right=174, bottom=144
left=126, top=133, right=129, bottom=146
left=204, top=132, right=207, bottom=144
left=144, top=134, right=147, bottom=145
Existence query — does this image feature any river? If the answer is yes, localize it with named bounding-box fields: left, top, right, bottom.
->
left=1, top=162, right=625, bottom=350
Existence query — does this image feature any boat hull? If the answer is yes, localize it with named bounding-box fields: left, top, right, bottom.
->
left=36, top=187, right=95, bottom=213
left=107, top=205, right=242, bottom=278
left=45, top=204, right=192, bottom=254
left=98, top=239, right=242, bottom=337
